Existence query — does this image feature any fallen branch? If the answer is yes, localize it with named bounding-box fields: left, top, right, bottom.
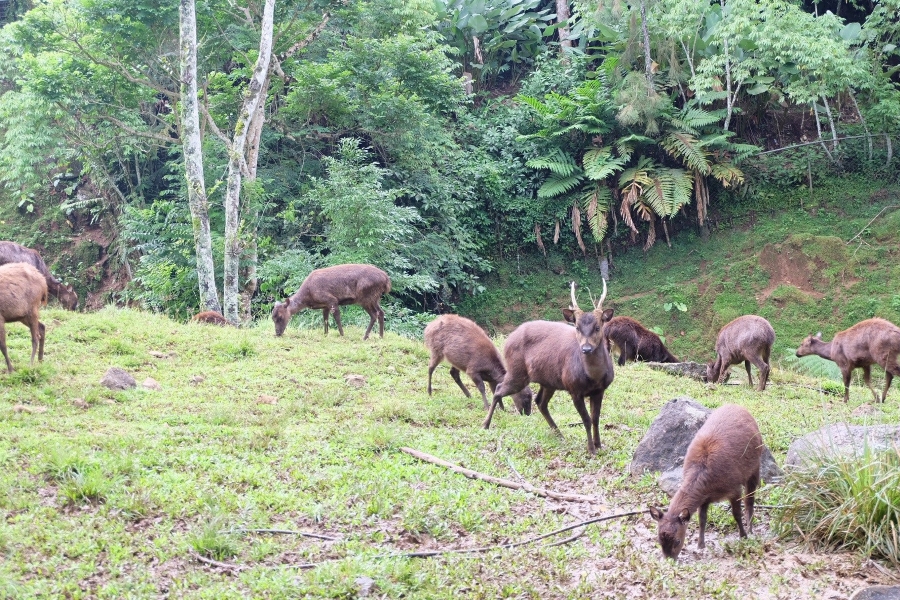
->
left=400, top=447, right=601, bottom=503
left=233, top=528, right=339, bottom=541
left=846, top=205, right=900, bottom=245
left=193, top=552, right=246, bottom=571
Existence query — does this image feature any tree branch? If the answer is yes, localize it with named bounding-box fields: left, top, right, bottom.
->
left=278, top=12, right=330, bottom=62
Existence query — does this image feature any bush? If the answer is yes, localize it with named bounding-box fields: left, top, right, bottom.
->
left=773, top=445, right=900, bottom=567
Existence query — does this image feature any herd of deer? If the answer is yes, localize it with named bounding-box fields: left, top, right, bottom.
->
left=2, top=250, right=899, bottom=559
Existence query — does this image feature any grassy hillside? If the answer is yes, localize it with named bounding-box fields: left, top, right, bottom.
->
left=460, top=176, right=900, bottom=383
left=1, top=307, right=897, bottom=598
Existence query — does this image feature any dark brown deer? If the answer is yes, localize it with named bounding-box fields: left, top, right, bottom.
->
left=272, top=264, right=390, bottom=340
left=191, top=311, right=232, bottom=326
left=605, top=316, right=679, bottom=366
left=424, top=314, right=533, bottom=414
left=0, top=263, right=48, bottom=372
left=0, top=241, right=78, bottom=310
left=649, top=403, right=762, bottom=560
left=484, top=280, right=615, bottom=456
left=707, top=315, right=775, bottom=390
left=796, top=318, right=900, bottom=403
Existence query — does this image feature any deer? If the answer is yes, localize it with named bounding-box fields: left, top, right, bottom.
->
left=0, top=263, right=48, bottom=373
left=796, top=318, right=900, bottom=403
left=649, top=403, right=762, bottom=560
left=191, top=311, right=232, bottom=326
left=605, top=316, right=679, bottom=366
left=272, top=264, right=390, bottom=340
left=0, top=241, right=78, bottom=310
left=707, top=315, right=775, bottom=391
left=424, top=314, right=533, bottom=414
left=484, top=280, right=615, bottom=456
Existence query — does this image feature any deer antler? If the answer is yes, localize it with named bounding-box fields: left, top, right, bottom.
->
left=595, top=278, right=607, bottom=310
left=569, top=281, right=581, bottom=312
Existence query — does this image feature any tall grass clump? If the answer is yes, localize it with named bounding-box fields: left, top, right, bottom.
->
left=773, top=445, right=900, bottom=567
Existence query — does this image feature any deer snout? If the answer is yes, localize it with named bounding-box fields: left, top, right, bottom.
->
left=581, top=344, right=594, bottom=354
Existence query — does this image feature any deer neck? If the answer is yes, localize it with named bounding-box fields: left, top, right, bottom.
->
left=811, top=339, right=834, bottom=361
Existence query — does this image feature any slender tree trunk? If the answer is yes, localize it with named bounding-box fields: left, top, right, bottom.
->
left=556, top=0, right=572, bottom=50
left=821, top=95, right=838, bottom=151
left=847, top=90, right=872, bottom=161
left=640, top=0, right=653, bottom=88
left=223, top=0, right=276, bottom=324
left=812, top=101, right=835, bottom=163
left=179, top=0, right=221, bottom=313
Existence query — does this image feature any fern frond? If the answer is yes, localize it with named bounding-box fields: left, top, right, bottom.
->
left=517, top=95, right=554, bottom=117
left=640, top=168, right=692, bottom=218
left=729, top=143, right=761, bottom=163
left=526, top=149, right=580, bottom=176
left=710, top=163, right=745, bottom=187
left=582, top=147, right=627, bottom=181
left=661, top=133, right=711, bottom=175
left=537, top=172, right=584, bottom=198
left=581, top=184, right=611, bottom=241
left=670, top=107, right=721, bottom=134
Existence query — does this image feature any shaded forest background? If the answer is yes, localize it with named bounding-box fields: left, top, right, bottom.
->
left=0, top=0, right=898, bottom=325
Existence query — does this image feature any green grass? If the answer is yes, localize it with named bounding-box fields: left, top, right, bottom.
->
left=0, top=307, right=898, bottom=597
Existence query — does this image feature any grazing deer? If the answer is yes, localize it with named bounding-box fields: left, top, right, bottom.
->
left=272, top=264, right=390, bottom=340
left=0, top=263, right=48, bottom=372
left=424, top=314, right=533, bottom=414
left=649, top=404, right=762, bottom=560
left=796, top=318, right=900, bottom=403
left=0, top=241, right=78, bottom=310
left=605, top=316, right=679, bottom=366
left=707, top=315, right=775, bottom=391
left=484, top=280, right=615, bottom=456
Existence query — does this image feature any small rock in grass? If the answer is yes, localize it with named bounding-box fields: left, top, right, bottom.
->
left=101, top=367, right=136, bottom=390
left=72, top=398, right=89, bottom=409
left=12, top=404, right=48, bottom=414
left=257, top=394, right=277, bottom=405
left=355, top=576, right=377, bottom=598
left=149, top=351, right=168, bottom=359
left=345, top=374, right=366, bottom=388
left=189, top=375, right=205, bottom=385
left=143, top=377, right=162, bottom=391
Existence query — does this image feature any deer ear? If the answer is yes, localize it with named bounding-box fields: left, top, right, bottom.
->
left=648, top=506, right=664, bottom=521
left=677, top=509, right=690, bottom=523
left=274, top=301, right=283, bottom=309
left=600, top=308, right=614, bottom=322
left=562, top=308, right=577, bottom=324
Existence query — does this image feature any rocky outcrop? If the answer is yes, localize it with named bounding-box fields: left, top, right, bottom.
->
left=100, top=367, right=136, bottom=390
left=786, top=424, right=900, bottom=468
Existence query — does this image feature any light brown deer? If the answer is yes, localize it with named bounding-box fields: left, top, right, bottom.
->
left=796, top=318, right=900, bottom=403
left=707, top=315, right=775, bottom=390
left=484, top=280, right=615, bottom=456
left=424, top=314, right=533, bottom=414
left=0, top=263, right=48, bottom=372
left=649, top=404, right=762, bottom=560
left=272, top=264, right=390, bottom=339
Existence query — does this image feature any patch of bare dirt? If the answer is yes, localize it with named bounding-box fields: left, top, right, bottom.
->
left=758, top=243, right=826, bottom=302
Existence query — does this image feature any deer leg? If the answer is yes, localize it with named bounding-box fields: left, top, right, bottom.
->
left=38, top=322, right=45, bottom=362
left=698, top=503, right=709, bottom=549
left=617, top=343, right=626, bottom=366
left=362, top=305, right=377, bottom=340
left=377, top=302, right=385, bottom=338
left=882, top=355, right=899, bottom=402
left=589, top=391, right=605, bottom=450
left=744, top=360, right=754, bottom=388
left=571, top=394, right=595, bottom=455
left=469, top=372, right=491, bottom=410
left=842, top=369, right=852, bottom=403
left=331, top=305, right=344, bottom=336
left=483, top=377, right=519, bottom=429
left=883, top=371, right=893, bottom=403
left=29, top=319, right=40, bottom=365
left=535, top=387, right=561, bottom=435
left=745, top=470, right=759, bottom=534
left=322, top=308, right=330, bottom=335
left=427, top=355, right=440, bottom=396
left=0, top=323, right=11, bottom=373
left=749, top=355, right=769, bottom=391
left=862, top=365, right=878, bottom=403
left=449, top=367, right=472, bottom=398
left=731, top=498, right=748, bottom=538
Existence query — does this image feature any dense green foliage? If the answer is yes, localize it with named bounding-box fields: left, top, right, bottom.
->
left=0, top=0, right=898, bottom=318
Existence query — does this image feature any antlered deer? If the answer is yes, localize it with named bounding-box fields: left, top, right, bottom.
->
left=707, top=315, right=775, bottom=391
left=605, top=316, right=678, bottom=366
left=649, top=404, right=762, bottom=560
left=272, top=264, right=390, bottom=340
left=796, top=318, right=900, bottom=403
left=484, top=280, right=615, bottom=456
left=424, top=314, right=533, bottom=414
left=0, top=263, right=48, bottom=372
left=0, top=241, right=78, bottom=310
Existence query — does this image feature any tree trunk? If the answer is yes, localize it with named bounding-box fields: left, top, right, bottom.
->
left=640, top=0, right=653, bottom=88
left=223, top=0, right=276, bottom=324
left=556, top=0, right=571, bottom=50
left=179, top=0, right=221, bottom=313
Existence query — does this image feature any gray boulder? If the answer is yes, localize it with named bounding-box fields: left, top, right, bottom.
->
left=850, top=586, right=900, bottom=600
left=786, top=424, right=900, bottom=468
left=645, top=361, right=710, bottom=382
left=630, top=396, right=783, bottom=495
left=100, top=367, right=136, bottom=390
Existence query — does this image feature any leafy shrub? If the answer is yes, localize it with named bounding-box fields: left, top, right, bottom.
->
left=782, top=348, right=843, bottom=382
left=773, top=446, right=900, bottom=567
